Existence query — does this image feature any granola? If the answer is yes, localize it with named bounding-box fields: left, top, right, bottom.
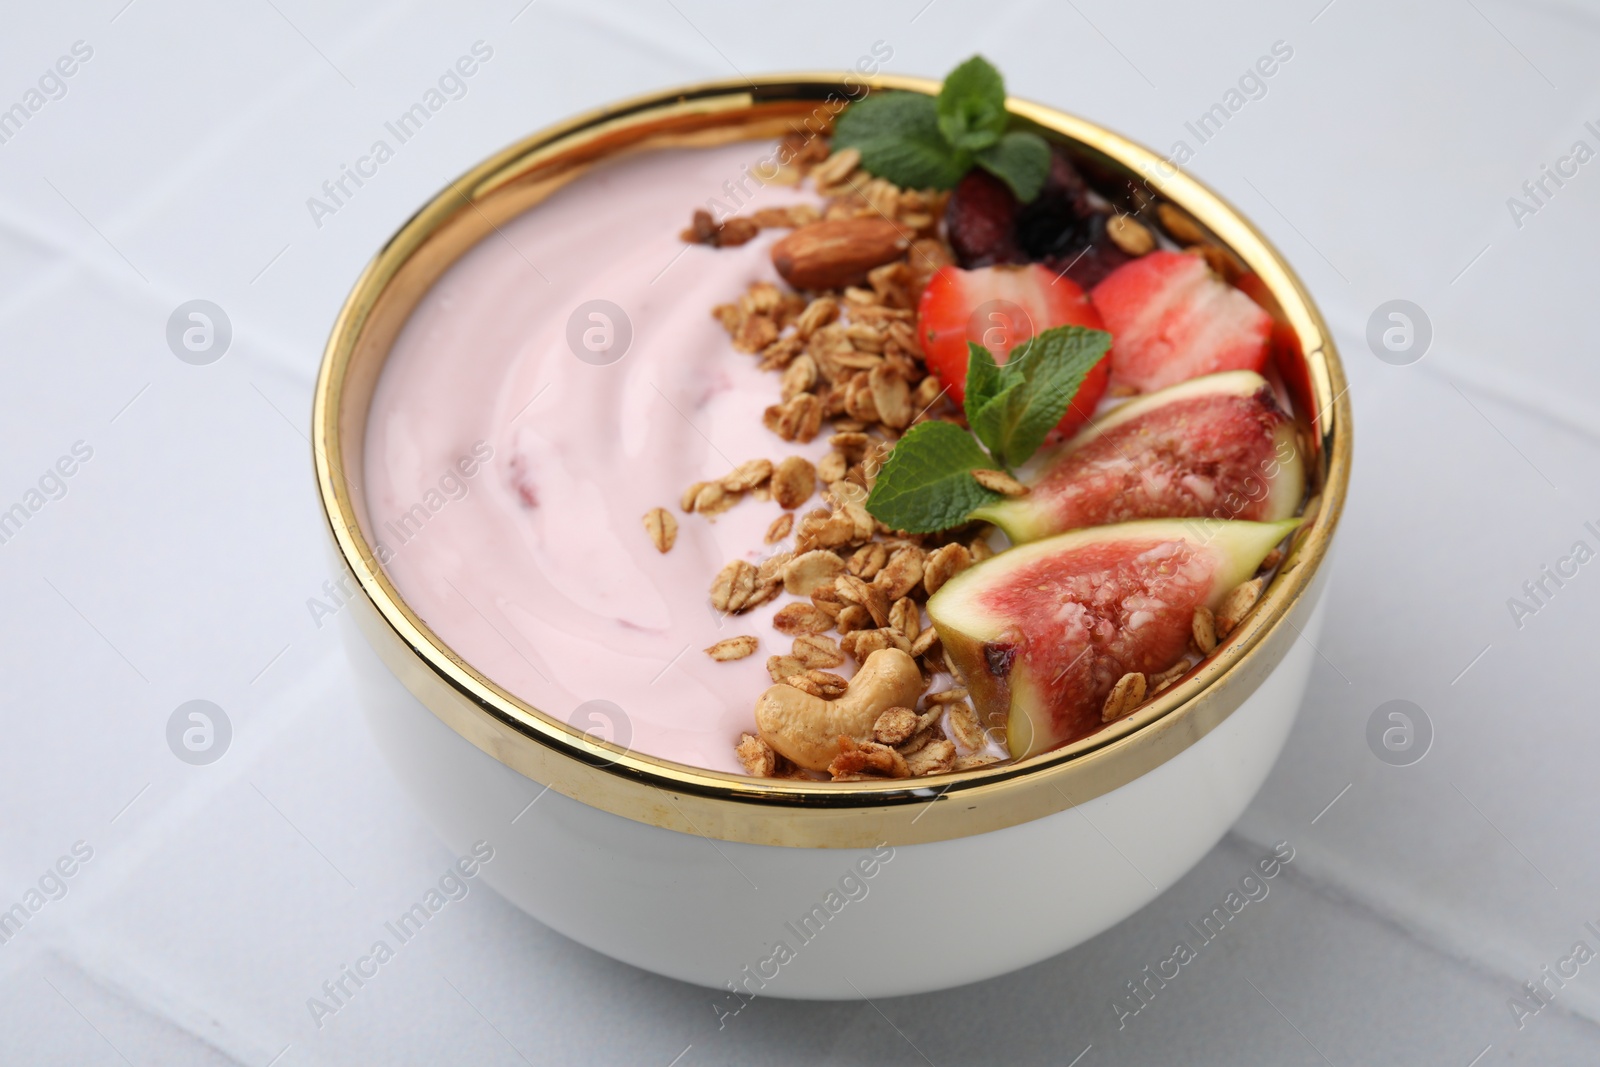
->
left=642, top=507, right=677, bottom=553
left=667, top=133, right=1299, bottom=781
left=705, top=636, right=759, bottom=661
left=666, top=139, right=1032, bottom=780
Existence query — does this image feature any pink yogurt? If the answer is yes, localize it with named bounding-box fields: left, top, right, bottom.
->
left=364, top=141, right=836, bottom=774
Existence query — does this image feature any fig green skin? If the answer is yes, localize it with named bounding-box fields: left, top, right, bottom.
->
left=926, top=517, right=1300, bottom=761
left=974, top=370, right=1305, bottom=543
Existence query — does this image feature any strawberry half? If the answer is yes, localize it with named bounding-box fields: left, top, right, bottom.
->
left=917, top=264, right=1111, bottom=438
left=1091, top=250, right=1272, bottom=394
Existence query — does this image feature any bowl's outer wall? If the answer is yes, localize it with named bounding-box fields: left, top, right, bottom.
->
left=341, top=588, right=1325, bottom=998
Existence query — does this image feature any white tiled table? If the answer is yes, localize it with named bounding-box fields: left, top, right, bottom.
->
left=3, top=1, right=1599, bottom=1063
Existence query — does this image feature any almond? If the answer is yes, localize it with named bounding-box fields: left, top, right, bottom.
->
left=770, top=219, right=911, bottom=291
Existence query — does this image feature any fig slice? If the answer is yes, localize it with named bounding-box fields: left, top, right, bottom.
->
left=974, top=371, right=1305, bottom=543
left=927, top=517, right=1298, bottom=760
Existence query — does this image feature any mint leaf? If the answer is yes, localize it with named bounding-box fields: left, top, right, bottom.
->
left=937, top=56, right=1008, bottom=152
left=976, top=325, right=1112, bottom=468
left=834, top=92, right=968, bottom=189
left=866, top=327, right=1112, bottom=532
left=865, top=421, right=1004, bottom=533
left=968, top=378, right=1025, bottom=458
left=963, top=341, right=1006, bottom=429
left=836, top=59, right=1056, bottom=197
left=975, top=130, right=1052, bottom=202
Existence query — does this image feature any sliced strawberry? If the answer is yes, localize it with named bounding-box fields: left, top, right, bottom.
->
left=917, top=264, right=1111, bottom=438
left=1091, top=250, right=1271, bottom=394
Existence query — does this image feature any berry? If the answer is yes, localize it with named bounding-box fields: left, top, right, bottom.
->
left=1014, top=146, right=1093, bottom=259
left=1042, top=212, right=1131, bottom=288
left=944, top=169, right=1022, bottom=267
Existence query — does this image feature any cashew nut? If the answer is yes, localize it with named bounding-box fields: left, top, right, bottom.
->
left=754, top=648, right=924, bottom=771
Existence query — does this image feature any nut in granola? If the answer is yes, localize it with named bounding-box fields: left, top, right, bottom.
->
left=770, top=218, right=911, bottom=291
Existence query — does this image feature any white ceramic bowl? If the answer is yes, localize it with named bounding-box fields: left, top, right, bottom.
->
left=313, top=74, right=1350, bottom=999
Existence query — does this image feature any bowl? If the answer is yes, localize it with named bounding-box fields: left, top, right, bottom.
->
left=312, top=73, right=1350, bottom=999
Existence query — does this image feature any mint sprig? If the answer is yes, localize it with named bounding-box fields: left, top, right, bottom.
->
left=866, top=325, right=1112, bottom=534
left=833, top=55, right=1052, bottom=202
left=966, top=327, right=1112, bottom=469
left=936, top=56, right=1008, bottom=151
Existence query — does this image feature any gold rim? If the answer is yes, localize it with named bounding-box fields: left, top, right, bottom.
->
left=312, top=73, right=1351, bottom=848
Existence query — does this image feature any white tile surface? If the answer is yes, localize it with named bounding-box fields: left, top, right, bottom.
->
left=4, top=0, right=1599, bottom=1063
